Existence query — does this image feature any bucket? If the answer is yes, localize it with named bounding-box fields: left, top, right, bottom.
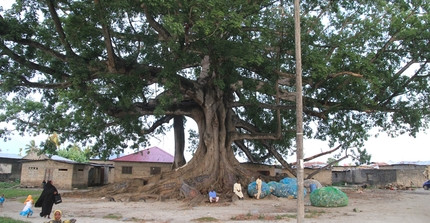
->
left=310, top=184, right=317, bottom=193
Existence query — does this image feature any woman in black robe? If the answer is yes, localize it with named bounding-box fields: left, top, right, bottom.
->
left=35, top=180, right=58, bottom=219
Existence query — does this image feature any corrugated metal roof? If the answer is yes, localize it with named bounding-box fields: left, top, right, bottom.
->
left=21, top=151, right=79, bottom=164
left=0, top=153, right=23, bottom=159
left=391, top=161, right=430, bottom=165
left=112, top=146, right=174, bottom=163
left=50, top=155, right=78, bottom=164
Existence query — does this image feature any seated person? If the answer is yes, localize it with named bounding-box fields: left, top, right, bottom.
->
left=45, top=210, right=76, bottom=223
left=233, top=179, right=244, bottom=200
left=208, top=189, right=219, bottom=203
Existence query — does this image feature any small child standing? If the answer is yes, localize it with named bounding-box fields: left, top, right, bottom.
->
left=0, top=194, right=5, bottom=207
left=19, top=195, right=34, bottom=218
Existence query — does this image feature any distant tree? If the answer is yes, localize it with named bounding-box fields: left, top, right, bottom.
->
left=39, top=132, right=91, bottom=162
left=22, top=140, right=39, bottom=155
left=326, top=158, right=339, bottom=166
left=41, top=132, right=60, bottom=155
left=354, top=148, right=372, bottom=166
left=57, top=143, right=91, bottom=163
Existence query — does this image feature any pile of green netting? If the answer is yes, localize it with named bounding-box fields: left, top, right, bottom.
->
left=268, top=178, right=306, bottom=198
left=309, top=186, right=349, bottom=207
left=247, top=181, right=271, bottom=198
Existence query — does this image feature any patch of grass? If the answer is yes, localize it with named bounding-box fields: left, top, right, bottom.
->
left=0, top=216, right=30, bottom=223
left=1, top=188, right=41, bottom=199
left=0, top=181, right=42, bottom=201
left=276, top=213, right=296, bottom=219
left=231, top=213, right=277, bottom=221
left=257, top=209, right=327, bottom=221
left=103, top=213, right=122, bottom=219
left=0, top=180, right=20, bottom=188
left=128, top=217, right=153, bottom=222
left=305, top=209, right=325, bottom=218
left=257, top=214, right=265, bottom=219
left=191, top=216, right=219, bottom=222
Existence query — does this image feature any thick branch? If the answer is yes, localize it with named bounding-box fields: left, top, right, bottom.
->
left=16, top=75, right=72, bottom=89
left=46, top=0, right=76, bottom=56
left=105, top=99, right=199, bottom=118
left=233, top=118, right=282, bottom=141
left=142, top=115, right=174, bottom=134
left=94, top=0, right=117, bottom=72
left=230, top=102, right=294, bottom=110
left=230, top=79, right=296, bottom=101
left=303, top=144, right=342, bottom=162
left=9, top=38, right=67, bottom=62
left=233, top=140, right=257, bottom=163
left=379, top=62, right=427, bottom=107
left=233, top=132, right=280, bottom=141
left=0, top=42, right=69, bottom=80
left=314, top=71, right=363, bottom=89
left=232, top=113, right=295, bottom=174
left=306, top=154, right=349, bottom=180
left=262, top=141, right=296, bottom=177
left=141, top=4, right=171, bottom=41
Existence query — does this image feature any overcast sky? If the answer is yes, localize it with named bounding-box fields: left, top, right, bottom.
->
left=1, top=0, right=428, bottom=164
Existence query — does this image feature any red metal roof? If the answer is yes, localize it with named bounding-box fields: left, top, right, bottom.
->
left=112, top=146, right=174, bottom=163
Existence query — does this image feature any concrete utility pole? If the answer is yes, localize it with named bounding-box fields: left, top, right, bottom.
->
left=294, top=0, right=305, bottom=222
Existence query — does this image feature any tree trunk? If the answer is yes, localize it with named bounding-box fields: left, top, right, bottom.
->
left=172, top=115, right=186, bottom=169
left=145, top=87, right=253, bottom=199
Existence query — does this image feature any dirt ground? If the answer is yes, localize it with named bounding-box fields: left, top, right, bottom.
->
left=0, top=187, right=429, bottom=223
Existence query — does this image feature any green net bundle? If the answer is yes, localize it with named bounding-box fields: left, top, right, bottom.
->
left=268, top=181, right=291, bottom=197
left=267, top=178, right=307, bottom=198
left=247, top=181, right=271, bottom=198
left=310, top=186, right=348, bottom=207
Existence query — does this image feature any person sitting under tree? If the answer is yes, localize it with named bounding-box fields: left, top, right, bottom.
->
left=208, top=188, right=219, bottom=203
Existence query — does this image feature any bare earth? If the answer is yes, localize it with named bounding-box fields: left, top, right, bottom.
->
left=1, top=187, right=429, bottom=223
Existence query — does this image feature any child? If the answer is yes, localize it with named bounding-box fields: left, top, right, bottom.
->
left=45, top=210, right=76, bottom=223
left=20, top=195, right=34, bottom=218
left=0, top=194, right=5, bottom=207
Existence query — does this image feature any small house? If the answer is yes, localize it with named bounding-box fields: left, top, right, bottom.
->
left=0, top=153, right=23, bottom=182
left=332, top=162, right=430, bottom=187
left=112, top=146, right=174, bottom=183
left=20, top=152, right=90, bottom=189
left=87, top=159, right=115, bottom=186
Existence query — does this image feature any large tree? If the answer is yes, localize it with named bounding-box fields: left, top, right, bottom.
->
left=1, top=0, right=429, bottom=197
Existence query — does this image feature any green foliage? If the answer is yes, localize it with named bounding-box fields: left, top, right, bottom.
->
left=0, top=188, right=41, bottom=201
left=0, top=180, right=20, bottom=189
left=354, top=148, right=372, bottom=165
left=0, top=0, right=429, bottom=164
left=326, top=158, right=339, bottom=166
left=103, top=213, right=122, bottom=219
left=191, top=216, right=219, bottom=222
left=57, top=144, right=91, bottom=163
left=0, top=217, right=29, bottom=223
left=187, top=129, right=199, bottom=155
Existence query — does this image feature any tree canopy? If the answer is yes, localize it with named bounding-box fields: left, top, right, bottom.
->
left=1, top=0, right=429, bottom=195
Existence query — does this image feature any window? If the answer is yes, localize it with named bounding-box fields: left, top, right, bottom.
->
left=0, top=164, right=12, bottom=173
left=59, top=169, right=68, bottom=171
left=122, top=166, right=132, bottom=174
left=150, top=167, right=161, bottom=175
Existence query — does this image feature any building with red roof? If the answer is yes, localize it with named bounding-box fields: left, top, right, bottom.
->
left=112, top=146, right=174, bottom=183
left=112, top=146, right=174, bottom=163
